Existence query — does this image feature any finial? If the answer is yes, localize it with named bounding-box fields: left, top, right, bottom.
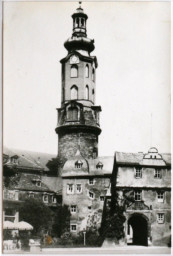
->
left=79, top=1, right=82, bottom=8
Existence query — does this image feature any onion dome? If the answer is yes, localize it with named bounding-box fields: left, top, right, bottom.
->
left=64, top=3, right=95, bottom=54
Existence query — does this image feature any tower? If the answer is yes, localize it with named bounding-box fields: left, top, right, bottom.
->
left=55, top=3, right=101, bottom=160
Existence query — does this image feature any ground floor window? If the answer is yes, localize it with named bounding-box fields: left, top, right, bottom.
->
left=71, top=224, right=77, bottom=232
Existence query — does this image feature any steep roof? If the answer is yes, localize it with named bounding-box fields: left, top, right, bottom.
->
left=115, top=151, right=171, bottom=166
left=9, top=173, right=53, bottom=192
left=62, top=156, right=114, bottom=177
left=3, top=147, right=56, bottom=171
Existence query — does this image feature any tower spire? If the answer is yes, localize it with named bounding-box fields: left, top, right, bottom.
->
left=79, top=1, right=82, bottom=8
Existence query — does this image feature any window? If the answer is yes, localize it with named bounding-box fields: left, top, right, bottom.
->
left=62, top=87, right=65, bottom=101
left=96, top=162, right=103, bottom=170
left=71, top=65, right=78, bottom=78
left=100, top=196, right=104, bottom=202
left=5, top=209, right=16, bottom=222
left=76, top=184, right=82, bottom=193
left=71, top=224, right=77, bottom=232
left=62, top=64, right=65, bottom=80
left=29, top=192, right=34, bottom=198
left=157, top=191, right=164, bottom=203
left=67, top=107, right=78, bottom=121
left=157, top=213, right=164, bottom=224
left=92, top=89, right=94, bottom=102
left=67, top=184, right=74, bottom=194
left=75, top=160, right=83, bottom=168
left=52, top=196, right=57, bottom=203
left=154, top=169, right=162, bottom=179
left=71, top=205, right=77, bottom=213
left=85, top=64, right=89, bottom=77
left=89, top=178, right=94, bottom=185
left=134, top=190, right=142, bottom=201
left=92, top=68, right=95, bottom=82
left=71, top=85, right=78, bottom=100
left=135, top=168, right=142, bottom=178
left=43, top=195, right=48, bottom=203
left=88, top=206, right=91, bottom=210
left=85, top=85, right=89, bottom=100
left=89, top=191, right=94, bottom=199
left=36, top=181, right=41, bottom=187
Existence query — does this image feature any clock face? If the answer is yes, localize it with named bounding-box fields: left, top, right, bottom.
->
left=70, top=55, right=79, bottom=64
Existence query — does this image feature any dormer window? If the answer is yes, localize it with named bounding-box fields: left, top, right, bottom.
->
left=96, top=162, right=103, bottom=170
left=75, top=160, right=83, bottom=169
left=154, top=169, right=162, bottom=179
left=36, top=181, right=41, bottom=187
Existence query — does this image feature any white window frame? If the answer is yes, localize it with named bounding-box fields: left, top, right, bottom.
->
left=154, top=169, right=162, bottom=179
left=157, top=191, right=164, bottom=203
left=52, top=196, right=57, bottom=203
left=76, top=184, right=82, bottom=194
left=89, top=191, right=94, bottom=199
left=135, top=167, right=142, bottom=178
left=157, top=213, right=164, bottom=224
left=67, top=184, right=74, bottom=194
left=71, top=224, right=77, bottom=232
left=70, top=205, right=77, bottom=213
left=43, top=194, right=48, bottom=203
left=100, top=196, right=104, bottom=202
left=88, top=178, right=95, bottom=185
left=134, top=190, right=142, bottom=201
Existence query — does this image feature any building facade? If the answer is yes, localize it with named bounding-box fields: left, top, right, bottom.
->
left=56, top=4, right=171, bottom=247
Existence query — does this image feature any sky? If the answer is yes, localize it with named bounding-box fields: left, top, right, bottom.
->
left=3, top=1, right=171, bottom=156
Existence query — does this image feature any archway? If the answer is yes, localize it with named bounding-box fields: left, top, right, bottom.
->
left=127, top=214, right=148, bottom=246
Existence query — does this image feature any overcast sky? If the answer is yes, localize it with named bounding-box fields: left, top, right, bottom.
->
left=3, top=1, right=171, bottom=156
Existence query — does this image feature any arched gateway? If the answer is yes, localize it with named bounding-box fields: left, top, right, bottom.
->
left=127, top=214, right=149, bottom=246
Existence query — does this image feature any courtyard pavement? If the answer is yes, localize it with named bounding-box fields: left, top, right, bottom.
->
left=3, top=246, right=171, bottom=255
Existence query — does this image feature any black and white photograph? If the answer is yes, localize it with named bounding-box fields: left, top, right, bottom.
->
left=2, top=1, right=171, bottom=254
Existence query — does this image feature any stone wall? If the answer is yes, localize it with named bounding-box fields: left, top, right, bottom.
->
left=62, top=176, right=110, bottom=233
left=58, top=132, right=98, bottom=159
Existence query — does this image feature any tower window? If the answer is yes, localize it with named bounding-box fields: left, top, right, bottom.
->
left=154, top=169, right=162, bottom=179
left=81, top=18, right=84, bottom=27
left=134, top=190, right=142, bottom=201
left=157, top=191, right=164, bottom=202
left=71, top=85, right=78, bottom=100
left=67, top=107, right=78, bottom=121
left=157, top=213, right=164, bottom=224
left=92, top=68, right=95, bottom=82
left=71, top=65, right=78, bottom=78
left=92, top=89, right=94, bottom=102
left=76, top=18, right=79, bottom=27
left=62, top=87, right=65, bottom=102
left=85, top=85, right=89, bottom=100
left=85, top=64, right=89, bottom=78
left=135, top=168, right=142, bottom=178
